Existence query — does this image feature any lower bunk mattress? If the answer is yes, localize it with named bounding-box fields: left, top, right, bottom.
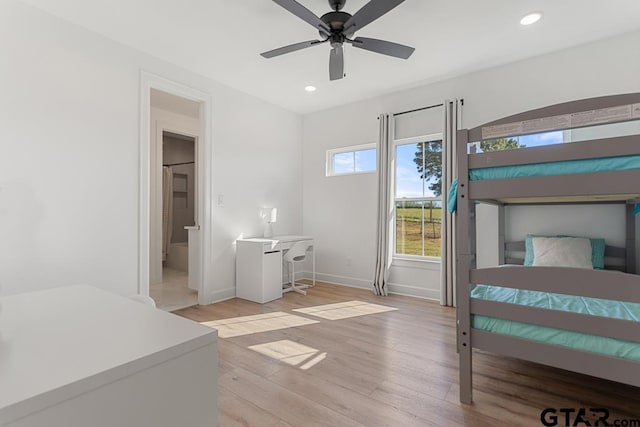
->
left=471, top=284, right=640, bottom=362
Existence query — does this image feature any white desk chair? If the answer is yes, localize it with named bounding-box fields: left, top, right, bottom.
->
left=283, top=240, right=313, bottom=295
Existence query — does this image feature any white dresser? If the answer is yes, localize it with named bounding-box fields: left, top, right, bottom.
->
left=0, top=285, right=218, bottom=427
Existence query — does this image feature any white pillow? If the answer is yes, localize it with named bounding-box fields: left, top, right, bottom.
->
left=531, top=237, right=593, bottom=269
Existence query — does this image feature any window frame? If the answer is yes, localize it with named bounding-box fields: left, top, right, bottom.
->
left=392, top=133, right=444, bottom=262
left=326, top=143, right=377, bottom=177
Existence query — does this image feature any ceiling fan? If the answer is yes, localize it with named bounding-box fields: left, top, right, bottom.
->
left=261, top=0, right=415, bottom=81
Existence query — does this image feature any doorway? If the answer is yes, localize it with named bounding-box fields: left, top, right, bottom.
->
left=139, top=72, right=213, bottom=310
left=152, top=129, right=198, bottom=310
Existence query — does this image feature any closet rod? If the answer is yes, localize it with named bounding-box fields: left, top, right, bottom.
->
left=163, top=161, right=195, bottom=167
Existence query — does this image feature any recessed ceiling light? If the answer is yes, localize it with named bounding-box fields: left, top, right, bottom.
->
left=520, top=12, right=542, bottom=26
left=305, top=85, right=317, bottom=92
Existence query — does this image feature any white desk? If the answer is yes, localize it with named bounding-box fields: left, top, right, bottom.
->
left=236, top=235, right=315, bottom=303
left=0, top=285, right=218, bottom=427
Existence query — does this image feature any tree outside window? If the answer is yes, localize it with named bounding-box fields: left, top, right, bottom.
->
left=395, top=137, right=524, bottom=258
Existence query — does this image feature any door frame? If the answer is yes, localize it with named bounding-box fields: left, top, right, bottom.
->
left=139, top=71, right=213, bottom=305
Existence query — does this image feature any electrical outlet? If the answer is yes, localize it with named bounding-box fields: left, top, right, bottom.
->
left=346, top=258, right=352, bottom=267
left=217, top=194, right=224, bottom=206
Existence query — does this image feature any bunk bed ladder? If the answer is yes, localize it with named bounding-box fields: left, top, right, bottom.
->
left=455, top=128, right=474, bottom=404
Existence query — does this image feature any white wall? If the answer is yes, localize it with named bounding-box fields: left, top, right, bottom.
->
left=505, top=205, right=626, bottom=246
left=0, top=1, right=303, bottom=299
left=302, top=30, right=640, bottom=298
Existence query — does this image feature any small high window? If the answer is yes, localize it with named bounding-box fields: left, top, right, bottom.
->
left=326, top=144, right=376, bottom=176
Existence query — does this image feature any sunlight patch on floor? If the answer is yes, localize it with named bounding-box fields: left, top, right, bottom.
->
left=299, top=352, right=327, bottom=370
left=248, top=339, right=327, bottom=370
left=201, top=312, right=319, bottom=338
left=292, top=300, right=398, bottom=320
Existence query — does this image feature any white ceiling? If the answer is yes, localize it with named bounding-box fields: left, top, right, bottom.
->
left=21, top=0, right=640, bottom=114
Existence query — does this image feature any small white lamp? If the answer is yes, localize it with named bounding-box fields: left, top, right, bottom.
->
left=260, top=207, right=277, bottom=238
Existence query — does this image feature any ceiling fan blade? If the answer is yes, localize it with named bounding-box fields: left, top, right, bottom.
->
left=261, top=40, right=325, bottom=58
left=329, top=46, right=344, bottom=81
left=350, top=37, right=415, bottom=59
left=343, top=0, right=405, bottom=34
left=273, top=0, right=331, bottom=36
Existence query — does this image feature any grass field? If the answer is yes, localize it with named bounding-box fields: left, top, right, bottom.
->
left=396, top=206, right=442, bottom=257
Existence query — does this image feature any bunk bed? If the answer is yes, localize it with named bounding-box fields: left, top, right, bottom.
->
left=454, top=93, right=640, bottom=404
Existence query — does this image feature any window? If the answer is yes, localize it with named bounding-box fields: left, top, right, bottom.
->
left=394, top=135, right=443, bottom=259
left=326, top=143, right=376, bottom=176
left=469, top=130, right=565, bottom=154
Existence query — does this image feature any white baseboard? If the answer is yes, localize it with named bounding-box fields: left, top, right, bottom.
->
left=304, top=272, right=372, bottom=290
left=205, top=287, right=235, bottom=304
left=203, top=274, right=440, bottom=305
left=301, top=271, right=440, bottom=301
left=387, top=283, right=440, bottom=301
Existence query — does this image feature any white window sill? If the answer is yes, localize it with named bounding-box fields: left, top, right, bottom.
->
left=392, top=257, right=441, bottom=270
left=326, top=170, right=376, bottom=177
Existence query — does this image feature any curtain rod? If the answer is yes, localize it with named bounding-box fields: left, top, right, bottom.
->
left=377, top=99, right=464, bottom=119
left=163, top=161, right=194, bottom=167
left=393, top=103, right=444, bottom=117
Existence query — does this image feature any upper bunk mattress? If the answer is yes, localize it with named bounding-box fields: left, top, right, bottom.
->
left=447, top=154, right=640, bottom=212
left=471, top=283, right=640, bottom=362
left=469, top=154, right=640, bottom=181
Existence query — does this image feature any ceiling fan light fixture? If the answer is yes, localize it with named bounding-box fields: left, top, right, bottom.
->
left=263, top=0, right=414, bottom=81
left=305, top=85, right=317, bottom=92
left=520, top=12, right=542, bottom=26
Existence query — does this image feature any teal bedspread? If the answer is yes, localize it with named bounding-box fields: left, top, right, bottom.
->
left=469, top=154, right=640, bottom=181
left=471, top=284, right=640, bottom=361
left=447, top=154, right=640, bottom=213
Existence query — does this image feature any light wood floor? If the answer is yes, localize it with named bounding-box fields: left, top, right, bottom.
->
left=175, top=283, right=640, bottom=427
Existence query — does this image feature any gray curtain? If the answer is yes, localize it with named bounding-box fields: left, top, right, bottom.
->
left=441, top=100, right=460, bottom=306
left=373, top=113, right=394, bottom=296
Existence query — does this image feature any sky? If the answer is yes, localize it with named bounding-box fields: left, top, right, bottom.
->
left=334, top=130, right=565, bottom=199
left=333, top=148, right=376, bottom=174
left=395, top=131, right=566, bottom=198
left=517, top=131, right=564, bottom=147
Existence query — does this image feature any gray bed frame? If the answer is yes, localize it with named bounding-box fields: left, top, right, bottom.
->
left=455, top=93, right=640, bottom=404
